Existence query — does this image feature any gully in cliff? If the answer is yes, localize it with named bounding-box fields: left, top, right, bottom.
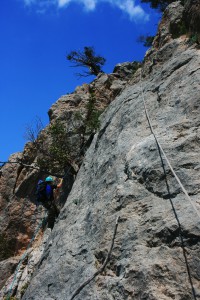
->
left=35, top=176, right=63, bottom=229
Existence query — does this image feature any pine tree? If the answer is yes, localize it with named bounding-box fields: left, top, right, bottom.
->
left=141, top=0, right=175, bottom=11
left=66, top=46, right=106, bottom=77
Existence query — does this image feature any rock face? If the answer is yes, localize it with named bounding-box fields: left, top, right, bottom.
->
left=0, top=59, right=135, bottom=297
left=1, top=2, right=200, bottom=300
left=153, top=1, right=185, bottom=49
left=184, top=0, right=200, bottom=41
left=23, top=22, right=200, bottom=300
left=0, top=152, right=37, bottom=259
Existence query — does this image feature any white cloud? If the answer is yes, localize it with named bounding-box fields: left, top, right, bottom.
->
left=81, top=0, right=96, bottom=11
left=58, top=0, right=71, bottom=7
left=22, top=0, right=149, bottom=22
left=24, top=0, right=36, bottom=5
left=57, top=0, right=96, bottom=10
left=114, top=0, right=149, bottom=21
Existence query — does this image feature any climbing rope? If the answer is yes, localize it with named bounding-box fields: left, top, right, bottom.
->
left=0, top=160, right=64, bottom=178
left=139, top=69, right=200, bottom=221
left=69, top=216, right=120, bottom=300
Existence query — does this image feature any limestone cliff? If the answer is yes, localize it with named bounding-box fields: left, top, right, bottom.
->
left=0, top=1, right=200, bottom=299
left=0, top=56, right=137, bottom=299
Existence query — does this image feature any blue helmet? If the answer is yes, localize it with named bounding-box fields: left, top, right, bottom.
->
left=45, top=176, right=53, bottom=182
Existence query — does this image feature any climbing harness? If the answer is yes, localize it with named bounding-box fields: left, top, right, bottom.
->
left=139, top=69, right=200, bottom=221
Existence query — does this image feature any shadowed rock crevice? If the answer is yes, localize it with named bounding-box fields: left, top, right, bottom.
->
left=124, top=162, right=181, bottom=200
left=146, top=225, right=200, bottom=248
left=95, top=120, right=111, bottom=150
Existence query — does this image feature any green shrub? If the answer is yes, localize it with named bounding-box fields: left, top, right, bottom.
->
left=171, top=21, right=187, bottom=39
left=137, top=35, right=155, bottom=47
left=36, top=88, right=103, bottom=173
left=20, top=282, right=29, bottom=297
left=4, top=296, right=18, bottom=300
left=0, top=234, right=15, bottom=261
left=74, top=87, right=103, bottom=136
left=187, top=34, right=199, bottom=46
left=85, top=91, right=102, bottom=133
left=48, top=121, right=71, bottom=165
left=36, top=120, right=72, bottom=172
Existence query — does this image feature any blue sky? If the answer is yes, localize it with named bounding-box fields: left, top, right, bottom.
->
left=0, top=0, right=160, bottom=162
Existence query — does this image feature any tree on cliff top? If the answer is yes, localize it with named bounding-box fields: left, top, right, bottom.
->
left=141, top=0, right=176, bottom=11
left=66, top=46, right=106, bottom=77
left=137, top=35, right=155, bottom=47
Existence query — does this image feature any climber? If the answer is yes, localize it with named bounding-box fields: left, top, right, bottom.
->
left=36, top=176, right=63, bottom=229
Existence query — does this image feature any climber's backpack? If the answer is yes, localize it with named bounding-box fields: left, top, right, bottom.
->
left=35, top=180, right=47, bottom=203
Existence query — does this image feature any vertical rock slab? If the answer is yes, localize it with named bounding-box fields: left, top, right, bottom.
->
left=22, top=38, right=200, bottom=300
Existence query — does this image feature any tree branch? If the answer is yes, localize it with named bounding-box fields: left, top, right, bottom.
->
left=0, top=161, right=64, bottom=178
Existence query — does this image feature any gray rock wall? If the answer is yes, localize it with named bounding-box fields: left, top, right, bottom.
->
left=23, top=38, right=200, bottom=300
left=0, top=54, right=134, bottom=296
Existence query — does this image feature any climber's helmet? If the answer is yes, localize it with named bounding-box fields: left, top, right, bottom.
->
left=45, top=176, right=54, bottom=182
